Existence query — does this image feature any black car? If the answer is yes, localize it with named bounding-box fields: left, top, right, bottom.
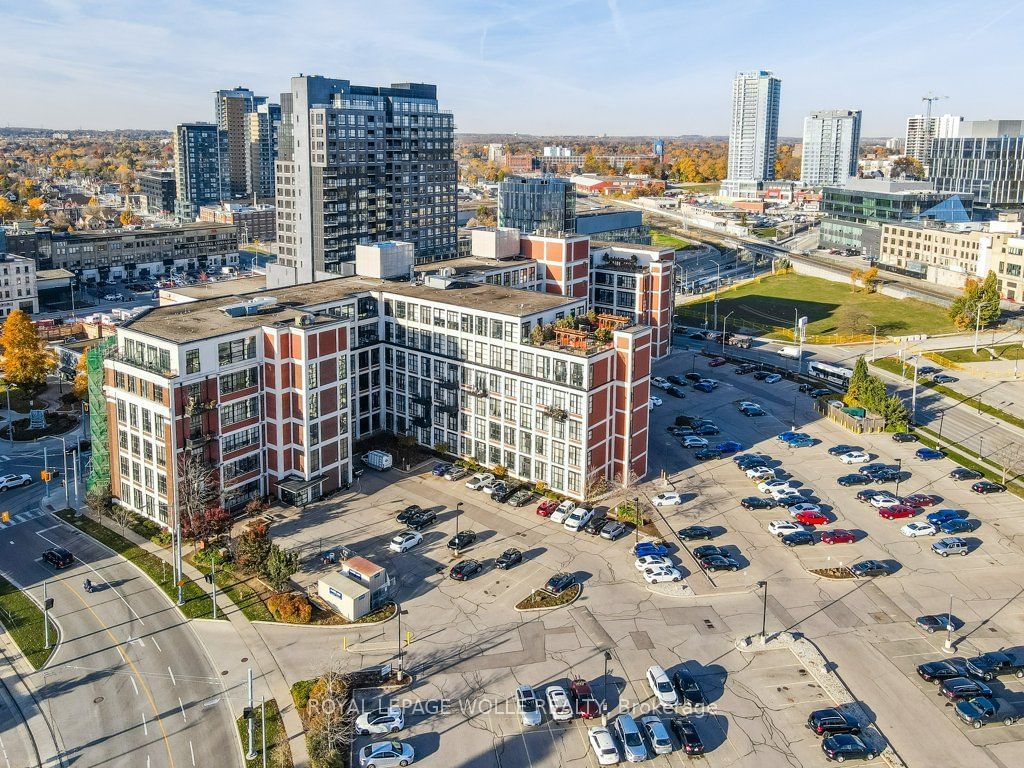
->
left=699, top=554, right=739, bottom=572
left=736, top=456, right=770, bottom=470
left=507, top=489, right=534, bottom=507
left=865, top=468, right=901, bottom=484
left=42, top=547, right=74, bottom=569
left=837, top=473, right=872, bottom=487
left=449, top=559, right=483, bottom=581
left=849, top=560, right=889, bottom=578
left=857, top=462, right=890, bottom=475
left=492, top=484, right=518, bottom=503
left=965, top=651, right=1024, bottom=681
left=396, top=504, right=422, bottom=523
left=741, top=406, right=766, bottom=417
left=684, top=373, right=703, bottom=383
left=447, top=530, right=477, bottom=550
left=495, top=548, right=523, bottom=569
left=735, top=364, right=758, bottom=375
left=694, top=424, right=720, bottom=436
left=672, top=670, right=707, bottom=706
left=950, top=467, right=984, bottom=481
left=798, top=383, right=814, bottom=393
left=972, top=480, right=1006, bottom=494
left=693, top=545, right=727, bottom=559
left=955, top=697, right=1019, bottom=728
left=752, top=370, right=771, bottom=381
left=940, top=676, right=992, bottom=702
left=694, top=447, right=722, bottom=461
left=892, top=432, right=919, bottom=443
left=828, top=444, right=860, bottom=457
left=668, top=717, right=704, bottom=755
left=407, top=510, right=437, bottom=530
left=916, top=614, right=955, bottom=633
left=918, top=365, right=941, bottom=376
left=678, top=525, right=715, bottom=541
left=916, top=658, right=970, bottom=684
left=782, top=531, right=815, bottom=547
left=667, top=375, right=687, bottom=386
left=821, top=734, right=875, bottom=763
left=808, top=388, right=831, bottom=398
left=665, top=386, right=686, bottom=398
left=545, top=572, right=576, bottom=595
left=807, top=708, right=861, bottom=736
left=584, top=516, right=610, bottom=535
left=741, top=496, right=776, bottom=510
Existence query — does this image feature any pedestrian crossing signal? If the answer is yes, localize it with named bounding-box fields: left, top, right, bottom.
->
left=40, top=470, right=52, bottom=482
left=0, top=512, right=8, bottom=524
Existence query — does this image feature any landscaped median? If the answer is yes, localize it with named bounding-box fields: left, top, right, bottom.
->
left=515, top=583, right=581, bottom=611
left=235, top=698, right=293, bottom=768
left=0, top=574, right=58, bottom=669
left=55, top=510, right=222, bottom=620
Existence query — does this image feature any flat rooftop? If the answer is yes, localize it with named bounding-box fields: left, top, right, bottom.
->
left=413, top=254, right=532, bottom=276
left=127, top=275, right=580, bottom=343
left=52, top=222, right=236, bottom=240
left=160, top=275, right=268, bottom=301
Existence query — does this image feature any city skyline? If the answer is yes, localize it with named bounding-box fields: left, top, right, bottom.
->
left=5, top=0, right=1020, bottom=136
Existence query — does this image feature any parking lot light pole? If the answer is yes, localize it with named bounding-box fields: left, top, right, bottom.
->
left=634, top=497, right=640, bottom=546
left=869, top=325, right=878, bottom=361
left=943, top=594, right=956, bottom=654
left=721, top=312, right=734, bottom=353
left=396, top=608, right=409, bottom=679
left=454, top=502, right=463, bottom=553
left=895, top=459, right=903, bottom=498
left=758, top=580, right=768, bottom=642
left=602, top=650, right=613, bottom=725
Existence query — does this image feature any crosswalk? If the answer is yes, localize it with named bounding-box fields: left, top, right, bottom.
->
left=0, top=508, right=49, bottom=530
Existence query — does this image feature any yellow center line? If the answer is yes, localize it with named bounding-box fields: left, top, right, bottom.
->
left=58, top=581, right=177, bottom=768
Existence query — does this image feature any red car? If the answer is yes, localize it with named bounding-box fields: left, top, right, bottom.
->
left=536, top=499, right=557, bottom=517
left=903, top=493, right=938, bottom=507
left=879, top=504, right=919, bottom=520
left=795, top=510, right=829, bottom=526
left=708, top=357, right=728, bottom=367
left=820, top=529, right=856, bottom=544
left=568, top=678, right=601, bottom=719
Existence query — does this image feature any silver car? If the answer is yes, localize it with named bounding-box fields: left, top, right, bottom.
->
left=515, top=684, right=542, bottom=727
left=640, top=715, right=674, bottom=755
left=358, top=740, right=415, bottom=768
left=614, top=713, right=648, bottom=762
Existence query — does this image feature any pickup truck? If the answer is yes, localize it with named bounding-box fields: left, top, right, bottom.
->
left=965, top=651, right=1024, bottom=681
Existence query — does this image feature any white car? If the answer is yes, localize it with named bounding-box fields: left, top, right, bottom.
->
left=465, top=472, right=494, bottom=490
left=746, top=466, right=776, bottom=481
left=683, top=436, right=709, bottom=449
left=765, top=373, right=783, bottom=383
left=652, top=492, right=682, bottom=507
left=635, top=555, right=672, bottom=571
left=788, top=502, right=822, bottom=516
left=643, top=566, right=683, bottom=584
left=651, top=376, right=670, bottom=390
left=902, top=521, right=938, bottom=538
left=650, top=395, right=663, bottom=408
left=768, top=520, right=805, bottom=537
left=588, top=726, right=621, bottom=765
left=0, top=474, right=32, bottom=491
left=759, top=478, right=795, bottom=494
left=550, top=500, right=577, bottom=524
left=738, top=401, right=761, bottom=411
left=102, top=292, right=124, bottom=302
left=870, top=494, right=899, bottom=508
left=546, top=686, right=573, bottom=722
left=563, top=506, right=594, bottom=532
left=839, top=450, right=870, bottom=464
left=389, top=531, right=423, bottom=553
left=646, top=665, right=679, bottom=706
left=639, top=715, right=674, bottom=756
left=355, top=707, right=404, bottom=735
left=516, top=685, right=542, bottom=727
left=699, top=378, right=719, bottom=388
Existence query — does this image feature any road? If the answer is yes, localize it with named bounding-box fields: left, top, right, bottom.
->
left=0, top=481, right=240, bottom=767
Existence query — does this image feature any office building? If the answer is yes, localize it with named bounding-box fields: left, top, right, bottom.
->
left=885, top=137, right=905, bottom=153
left=246, top=102, right=281, bottom=200
left=137, top=170, right=177, bottom=216
left=215, top=87, right=267, bottom=200
left=269, top=75, right=457, bottom=287
left=720, top=70, right=782, bottom=199
left=904, top=113, right=962, bottom=166
left=820, top=177, right=974, bottom=257
left=800, top=109, right=862, bottom=186
left=930, top=120, right=1024, bottom=207
left=497, top=176, right=576, bottom=235
left=100, top=253, right=653, bottom=522
left=0, top=253, right=38, bottom=317
left=173, top=123, right=221, bottom=221
left=575, top=208, right=651, bottom=244
left=199, top=202, right=277, bottom=244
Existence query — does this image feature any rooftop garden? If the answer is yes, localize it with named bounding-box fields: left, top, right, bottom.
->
left=526, top=311, right=630, bottom=355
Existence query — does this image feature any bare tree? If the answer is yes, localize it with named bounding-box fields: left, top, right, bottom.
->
left=991, top=442, right=1024, bottom=485
left=306, top=655, right=357, bottom=768
left=176, top=451, right=219, bottom=538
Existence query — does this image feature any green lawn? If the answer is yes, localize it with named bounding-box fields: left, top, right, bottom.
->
left=650, top=229, right=692, bottom=250
left=678, top=273, right=958, bottom=337
left=940, top=343, right=1024, bottom=363
left=0, top=384, right=37, bottom=414
left=188, top=554, right=274, bottom=623
left=753, top=227, right=778, bottom=238
left=0, top=575, right=57, bottom=669
left=236, top=699, right=293, bottom=768
left=56, top=511, right=223, bottom=620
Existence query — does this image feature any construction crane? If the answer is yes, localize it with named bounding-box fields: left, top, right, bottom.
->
left=919, top=92, right=949, bottom=168
left=922, top=92, right=949, bottom=124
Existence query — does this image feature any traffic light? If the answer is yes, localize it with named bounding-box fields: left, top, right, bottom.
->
left=40, top=470, right=52, bottom=482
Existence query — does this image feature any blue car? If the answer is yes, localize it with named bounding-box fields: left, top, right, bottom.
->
left=927, top=509, right=968, bottom=526
left=715, top=441, right=744, bottom=454
left=916, top=447, right=945, bottom=461
left=777, top=431, right=801, bottom=442
left=432, top=462, right=453, bottom=476
left=941, top=518, right=974, bottom=534
left=693, top=382, right=714, bottom=393
left=786, top=436, right=816, bottom=448
left=633, top=542, right=670, bottom=558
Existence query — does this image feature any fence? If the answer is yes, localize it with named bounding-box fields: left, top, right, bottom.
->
left=675, top=304, right=874, bottom=346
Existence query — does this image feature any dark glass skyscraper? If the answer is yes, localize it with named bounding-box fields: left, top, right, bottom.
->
left=497, top=176, right=576, bottom=235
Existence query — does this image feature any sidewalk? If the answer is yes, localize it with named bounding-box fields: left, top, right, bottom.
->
left=0, top=627, right=60, bottom=768
left=42, top=493, right=311, bottom=768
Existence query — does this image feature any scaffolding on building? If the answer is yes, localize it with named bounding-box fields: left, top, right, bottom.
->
left=86, top=337, right=116, bottom=492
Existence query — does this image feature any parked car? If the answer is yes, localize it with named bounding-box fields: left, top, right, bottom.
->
left=783, top=531, right=816, bottom=547
left=491, top=483, right=518, bottom=503
left=550, top=500, right=577, bottom=524
left=916, top=658, right=970, bottom=684
left=639, top=715, right=673, bottom=755
left=965, top=651, right=1024, bottom=681
left=916, top=448, right=945, bottom=461
left=635, top=555, right=672, bottom=571
left=444, top=466, right=469, bottom=481
left=838, top=473, right=872, bottom=487
left=932, top=537, right=970, bottom=557
left=563, top=506, right=595, bottom=532
left=634, top=542, right=670, bottom=558
left=741, top=496, right=776, bottom=510
left=613, top=714, right=648, bottom=763
left=536, top=499, right=558, bottom=517
left=643, top=566, right=683, bottom=584
left=821, top=734, right=875, bottom=763
left=355, top=707, right=404, bottom=735
left=699, top=554, right=739, bottom=572
left=389, top=531, right=424, bottom=552
left=652, top=492, right=682, bottom=507
left=357, top=740, right=415, bottom=768
left=431, top=462, right=453, bottom=476
left=545, top=686, right=574, bottom=722
left=396, top=504, right=423, bottom=523
left=693, top=381, right=714, bottom=393
left=646, top=665, right=679, bottom=706
left=600, top=521, right=628, bottom=540
left=941, top=518, right=975, bottom=534
left=828, top=444, right=860, bottom=457
left=916, top=614, right=954, bottom=633
left=465, top=472, right=494, bottom=490
left=807, top=708, right=861, bottom=736
left=665, top=385, right=687, bottom=398
left=880, top=504, right=919, bottom=520
left=869, top=494, right=900, bottom=508
left=955, top=697, right=1019, bottom=728
left=569, top=678, right=601, bottom=719
left=950, top=467, right=983, bottom=481
left=904, top=493, right=938, bottom=507
left=651, top=376, right=670, bottom=389
left=447, top=531, right=477, bottom=551
left=741, top=405, right=766, bottom=417
left=892, top=432, right=919, bottom=443
left=820, top=529, right=856, bottom=545
left=901, top=521, right=937, bottom=537
left=584, top=516, right=611, bottom=536
left=769, top=520, right=806, bottom=537
left=650, top=395, right=663, bottom=408
left=940, top=677, right=992, bottom=702
left=787, top=436, right=816, bottom=448
left=667, top=375, right=687, bottom=386
left=972, top=480, right=1006, bottom=494
left=672, top=669, right=707, bottom=706
left=708, top=356, right=728, bottom=367
left=407, top=510, right=437, bottom=530
left=694, top=447, right=723, bottom=461
left=849, top=560, right=890, bottom=577
left=716, top=440, right=744, bottom=454
left=495, top=548, right=523, bottom=570
left=668, top=717, right=704, bottom=756
left=587, top=726, right=620, bottom=765
left=545, top=573, right=576, bottom=595
left=934, top=374, right=959, bottom=384
left=678, top=525, right=715, bottom=541
left=764, top=373, right=783, bottom=384
left=449, top=559, right=483, bottom=580
left=683, top=435, right=709, bottom=448
left=42, top=547, right=74, bottom=569
left=507, top=489, right=534, bottom=507
left=516, top=685, right=542, bottom=727
left=839, top=450, right=870, bottom=465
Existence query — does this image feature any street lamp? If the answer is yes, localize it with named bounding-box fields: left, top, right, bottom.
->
left=602, top=650, right=613, bottom=724
left=937, top=410, right=946, bottom=448
left=454, top=502, right=463, bottom=553
left=757, top=580, right=769, bottom=641
left=943, top=594, right=956, bottom=654
left=396, top=607, right=409, bottom=679
left=634, top=496, right=640, bottom=546
left=869, top=325, right=878, bottom=361
left=894, top=458, right=903, bottom=498
left=972, top=303, right=983, bottom=354
left=721, top=311, right=734, bottom=354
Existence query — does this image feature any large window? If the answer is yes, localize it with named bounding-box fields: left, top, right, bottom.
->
left=220, top=396, right=259, bottom=427
left=222, top=426, right=260, bottom=453
left=218, top=337, right=256, bottom=366
left=220, top=367, right=258, bottom=395
left=185, top=349, right=201, bottom=374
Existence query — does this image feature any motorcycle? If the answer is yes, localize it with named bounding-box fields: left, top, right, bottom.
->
left=83, top=579, right=94, bottom=593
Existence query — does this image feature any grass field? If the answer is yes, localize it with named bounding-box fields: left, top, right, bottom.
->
left=679, top=273, right=958, bottom=336
left=236, top=699, right=293, bottom=768
left=650, top=229, right=692, bottom=250
left=940, top=343, right=1024, bottom=363
left=0, top=574, right=57, bottom=669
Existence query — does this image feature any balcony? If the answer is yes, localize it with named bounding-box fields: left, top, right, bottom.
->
left=460, top=384, right=487, bottom=397
left=109, top=350, right=175, bottom=378
left=437, top=379, right=459, bottom=390
left=185, top=433, right=214, bottom=450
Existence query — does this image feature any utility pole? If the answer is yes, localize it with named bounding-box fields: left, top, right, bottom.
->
left=43, top=445, right=49, bottom=499
left=43, top=580, right=51, bottom=650
left=973, top=302, right=983, bottom=354
left=246, top=668, right=256, bottom=760
left=869, top=325, right=878, bottom=361
left=72, top=450, right=80, bottom=510
left=261, top=695, right=267, bottom=768
left=211, top=555, right=218, bottom=620
left=911, top=357, right=920, bottom=423
left=60, top=438, right=69, bottom=506
left=943, top=593, right=956, bottom=654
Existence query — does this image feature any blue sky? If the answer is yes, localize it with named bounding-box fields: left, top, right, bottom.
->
left=5, top=0, right=1021, bottom=136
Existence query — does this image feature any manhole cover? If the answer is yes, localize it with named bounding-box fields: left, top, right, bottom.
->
left=798, top=669, right=808, bottom=676
left=517, top=532, right=527, bottom=537
left=221, top=671, right=228, bottom=676
left=93, top=696, right=104, bottom=704
left=703, top=619, right=715, bottom=629
left=241, top=657, right=248, bottom=662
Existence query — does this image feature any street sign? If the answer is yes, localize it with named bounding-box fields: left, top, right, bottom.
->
left=44, top=598, right=54, bottom=610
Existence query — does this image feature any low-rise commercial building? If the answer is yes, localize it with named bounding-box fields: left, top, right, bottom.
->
left=198, top=202, right=276, bottom=244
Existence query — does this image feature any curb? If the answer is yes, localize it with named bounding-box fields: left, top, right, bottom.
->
left=514, top=585, right=582, bottom=612
left=251, top=604, right=399, bottom=630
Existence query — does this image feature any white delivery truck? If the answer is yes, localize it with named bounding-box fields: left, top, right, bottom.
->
left=777, top=346, right=801, bottom=360
left=361, top=450, right=393, bottom=471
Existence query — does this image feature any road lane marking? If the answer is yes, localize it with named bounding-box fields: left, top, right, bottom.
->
left=189, top=740, right=196, bottom=766
left=131, top=677, right=139, bottom=696
left=142, top=714, right=148, bottom=736
left=169, top=666, right=177, bottom=686
left=178, top=697, right=186, bottom=722
left=152, top=637, right=162, bottom=653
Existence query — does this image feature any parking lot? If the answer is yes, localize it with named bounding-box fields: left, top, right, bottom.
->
left=258, top=342, right=1024, bottom=768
